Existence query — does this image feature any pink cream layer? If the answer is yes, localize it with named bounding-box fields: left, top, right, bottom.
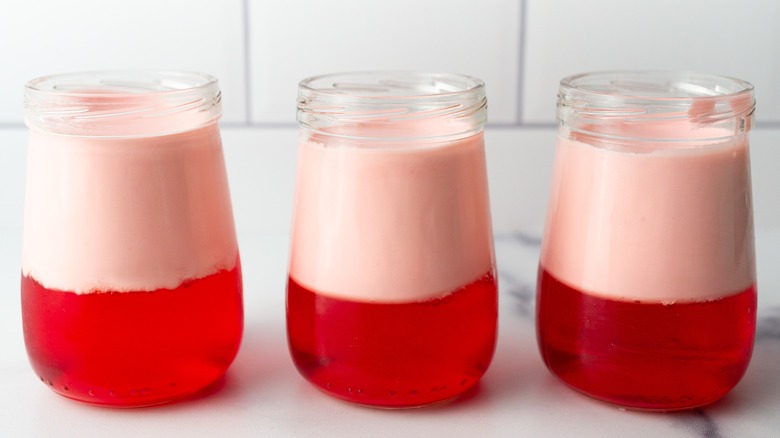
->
left=541, top=127, right=755, bottom=302
left=22, top=124, right=238, bottom=294
left=289, top=130, right=494, bottom=303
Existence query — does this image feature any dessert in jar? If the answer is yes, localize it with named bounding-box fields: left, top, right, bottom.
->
left=287, top=72, right=498, bottom=408
left=21, top=71, right=243, bottom=407
left=537, top=71, right=757, bottom=410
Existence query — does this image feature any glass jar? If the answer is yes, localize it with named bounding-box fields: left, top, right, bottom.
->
left=537, top=71, right=757, bottom=410
left=21, top=71, right=243, bottom=407
left=287, top=72, right=497, bottom=408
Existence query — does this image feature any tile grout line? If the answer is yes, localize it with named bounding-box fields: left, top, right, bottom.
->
left=516, top=0, right=527, bottom=127
left=242, top=0, right=252, bottom=125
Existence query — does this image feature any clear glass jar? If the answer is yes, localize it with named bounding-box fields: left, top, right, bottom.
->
left=22, top=71, right=243, bottom=407
left=537, top=71, right=757, bottom=410
left=287, top=72, right=497, bottom=408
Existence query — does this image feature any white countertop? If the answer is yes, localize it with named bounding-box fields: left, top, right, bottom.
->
left=2, top=127, right=779, bottom=437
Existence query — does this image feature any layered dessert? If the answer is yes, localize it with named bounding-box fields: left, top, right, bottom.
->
left=287, top=126, right=497, bottom=407
left=22, top=123, right=243, bottom=406
left=537, top=124, right=756, bottom=410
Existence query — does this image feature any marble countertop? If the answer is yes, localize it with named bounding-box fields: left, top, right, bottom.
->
left=1, top=127, right=779, bottom=437
left=2, top=230, right=779, bottom=437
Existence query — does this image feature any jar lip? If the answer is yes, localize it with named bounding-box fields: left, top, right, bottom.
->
left=299, top=71, right=485, bottom=102
left=25, top=70, right=219, bottom=97
left=559, top=70, right=754, bottom=102
left=24, top=70, right=222, bottom=138
left=297, top=71, right=487, bottom=141
left=556, top=71, right=756, bottom=146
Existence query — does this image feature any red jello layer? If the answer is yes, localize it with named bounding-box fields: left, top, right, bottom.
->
left=287, top=272, right=497, bottom=408
left=537, top=267, right=756, bottom=410
left=21, top=264, right=243, bottom=407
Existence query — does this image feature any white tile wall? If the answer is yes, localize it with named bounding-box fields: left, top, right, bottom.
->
left=3, top=0, right=778, bottom=126
left=0, top=0, right=246, bottom=124
left=523, top=0, right=780, bottom=125
left=248, top=0, right=521, bottom=125
left=748, top=128, right=780, bottom=231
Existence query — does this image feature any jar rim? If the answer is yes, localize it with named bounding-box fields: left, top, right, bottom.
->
left=559, top=70, right=754, bottom=103
left=557, top=71, right=755, bottom=144
left=25, top=70, right=218, bottom=97
left=24, top=70, right=222, bottom=138
left=299, top=71, right=485, bottom=102
left=297, top=71, right=488, bottom=142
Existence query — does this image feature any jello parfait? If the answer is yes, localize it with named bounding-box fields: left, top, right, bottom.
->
left=21, top=71, right=243, bottom=407
left=536, top=71, right=757, bottom=411
left=287, top=72, right=498, bottom=408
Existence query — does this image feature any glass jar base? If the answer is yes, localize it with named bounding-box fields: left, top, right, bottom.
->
left=38, top=375, right=226, bottom=408
left=300, top=374, right=476, bottom=409
left=286, top=274, right=496, bottom=409
left=550, top=375, right=727, bottom=412
left=537, top=268, right=755, bottom=412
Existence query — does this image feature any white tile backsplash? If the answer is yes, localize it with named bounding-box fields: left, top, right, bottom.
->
left=485, top=128, right=556, bottom=235
left=248, top=0, right=521, bottom=125
left=748, top=128, right=780, bottom=232
left=0, top=0, right=246, bottom=124
left=522, top=0, right=780, bottom=124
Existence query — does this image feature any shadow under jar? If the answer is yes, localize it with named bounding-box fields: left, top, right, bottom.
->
left=536, top=71, right=757, bottom=411
left=21, top=71, right=243, bottom=407
left=287, top=72, right=498, bottom=408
